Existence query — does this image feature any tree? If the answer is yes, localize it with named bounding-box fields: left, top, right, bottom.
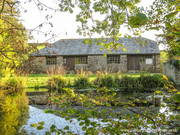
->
left=58, top=0, right=180, bottom=57
left=0, top=0, right=30, bottom=76
left=147, top=0, right=180, bottom=58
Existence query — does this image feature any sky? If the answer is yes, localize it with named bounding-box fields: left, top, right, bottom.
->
left=19, top=0, right=163, bottom=49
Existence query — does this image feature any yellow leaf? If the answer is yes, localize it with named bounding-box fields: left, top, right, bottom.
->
left=162, top=75, right=168, bottom=81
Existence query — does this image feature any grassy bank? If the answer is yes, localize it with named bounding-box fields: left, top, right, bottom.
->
left=25, top=73, right=163, bottom=92
left=0, top=73, right=164, bottom=92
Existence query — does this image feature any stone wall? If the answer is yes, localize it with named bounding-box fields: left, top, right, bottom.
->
left=26, top=91, right=49, bottom=105
left=29, top=54, right=160, bottom=73
left=88, top=55, right=107, bottom=72
left=140, top=64, right=154, bottom=72
left=74, top=55, right=127, bottom=73
left=107, top=55, right=127, bottom=73
left=75, top=64, right=89, bottom=71
left=29, top=56, right=63, bottom=73
left=139, top=55, right=161, bottom=73
left=155, top=55, right=161, bottom=73
left=163, top=62, right=180, bottom=85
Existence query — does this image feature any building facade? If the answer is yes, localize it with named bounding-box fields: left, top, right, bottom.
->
left=29, top=37, right=161, bottom=73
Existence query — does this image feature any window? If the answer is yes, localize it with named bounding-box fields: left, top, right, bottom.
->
left=63, top=58, right=66, bottom=64
left=107, top=55, right=120, bottom=64
left=140, top=56, right=153, bottom=64
left=75, top=57, right=88, bottom=64
left=46, top=56, right=57, bottom=65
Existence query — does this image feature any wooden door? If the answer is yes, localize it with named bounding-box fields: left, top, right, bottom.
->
left=64, top=57, right=75, bottom=70
left=127, top=56, right=140, bottom=70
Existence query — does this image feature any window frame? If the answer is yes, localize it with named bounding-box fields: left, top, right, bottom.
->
left=75, top=56, right=88, bottom=64
left=63, top=58, right=66, bottom=64
left=140, top=55, right=153, bottom=65
left=46, top=56, right=57, bottom=65
left=107, top=55, right=120, bottom=64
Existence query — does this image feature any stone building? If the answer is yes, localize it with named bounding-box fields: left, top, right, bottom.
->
left=29, top=37, right=161, bottom=73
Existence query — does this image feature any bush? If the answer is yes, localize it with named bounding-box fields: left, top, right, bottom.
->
left=2, top=77, right=25, bottom=95
left=101, top=75, right=114, bottom=88
left=47, top=76, right=66, bottom=93
left=138, top=74, right=163, bottom=88
left=117, top=76, right=141, bottom=88
left=74, top=76, right=90, bottom=89
left=94, top=75, right=114, bottom=88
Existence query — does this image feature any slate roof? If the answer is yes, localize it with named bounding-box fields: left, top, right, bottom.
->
left=30, top=37, right=160, bottom=56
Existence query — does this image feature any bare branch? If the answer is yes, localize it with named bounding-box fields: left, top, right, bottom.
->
left=0, top=50, right=17, bottom=61
left=0, top=0, right=6, bottom=18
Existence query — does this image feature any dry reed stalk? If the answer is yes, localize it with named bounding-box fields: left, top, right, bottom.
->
left=46, top=65, right=66, bottom=76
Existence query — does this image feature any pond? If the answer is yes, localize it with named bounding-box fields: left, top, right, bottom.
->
left=19, top=101, right=178, bottom=135
left=0, top=91, right=178, bottom=135
left=20, top=106, right=86, bottom=135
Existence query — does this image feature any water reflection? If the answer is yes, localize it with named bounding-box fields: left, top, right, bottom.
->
left=21, top=106, right=83, bottom=135
left=0, top=93, right=29, bottom=135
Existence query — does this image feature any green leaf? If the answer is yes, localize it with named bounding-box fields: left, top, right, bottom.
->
left=173, top=94, right=180, bottom=103
left=103, top=54, right=107, bottom=57
left=155, top=91, right=161, bottom=93
left=45, top=131, right=51, bottom=135
left=89, top=39, right=93, bottom=45
left=64, top=126, right=69, bottom=130
left=30, top=123, right=38, bottom=127
left=62, top=113, right=68, bottom=118
left=82, top=126, right=87, bottom=131
left=136, top=49, right=139, bottom=53
left=65, top=7, right=69, bottom=12
left=79, top=121, right=85, bottom=126
left=44, top=110, right=55, bottom=114
left=129, top=13, right=148, bottom=28
left=38, top=121, right=45, bottom=125
left=165, top=11, right=179, bottom=18
left=37, top=125, right=44, bottom=130
left=69, top=8, right=73, bottom=13
left=50, top=124, right=56, bottom=132
left=83, top=40, right=88, bottom=44
left=165, top=22, right=173, bottom=28
left=90, top=122, right=97, bottom=126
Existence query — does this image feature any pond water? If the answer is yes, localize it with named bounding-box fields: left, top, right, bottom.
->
left=21, top=106, right=85, bottom=134
left=19, top=101, right=178, bottom=135
left=0, top=92, right=178, bottom=135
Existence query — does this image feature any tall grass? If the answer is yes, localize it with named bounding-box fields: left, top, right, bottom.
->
left=74, top=68, right=91, bottom=89
left=94, top=75, right=114, bottom=88
left=47, top=75, right=66, bottom=93
left=46, top=65, right=66, bottom=76
left=74, top=76, right=90, bottom=89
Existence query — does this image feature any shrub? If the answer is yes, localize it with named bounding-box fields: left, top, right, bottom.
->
left=34, top=83, right=40, bottom=91
left=74, top=76, right=90, bottom=89
left=94, top=75, right=114, bottom=88
left=117, top=76, right=141, bottom=88
left=47, top=76, right=66, bottom=93
left=2, top=77, right=25, bottom=95
left=101, top=75, right=114, bottom=88
left=138, top=74, right=162, bottom=88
